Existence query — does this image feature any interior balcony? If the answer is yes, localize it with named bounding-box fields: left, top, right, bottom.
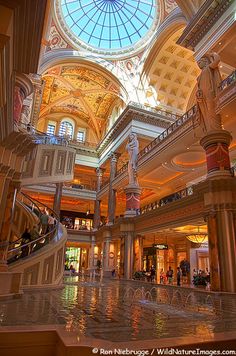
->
left=217, top=69, right=236, bottom=115
left=18, top=124, right=76, bottom=186
left=97, top=72, right=236, bottom=205
left=23, top=183, right=96, bottom=201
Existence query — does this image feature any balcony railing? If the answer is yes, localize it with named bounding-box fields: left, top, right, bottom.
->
left=18, top=122, right=96, bottom=149
left=100, top=177, right=110, bottom=190
left=219, top=70, right=236, bottom=91
left=69, top=139, right=97, bottom=149
left=140, top=186, right=194, bottom=215
left=128, top=101, right=180, bottom=121
left=116, top=105, right=197, bottom=177
left=64, top=183, right=96, bottom=191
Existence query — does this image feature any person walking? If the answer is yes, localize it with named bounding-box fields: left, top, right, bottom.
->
left=40, top=210, right=49, bottom=234
left=20, top=228, right=31, bottom=257
left=177, top=267, right=181, bottom=286
left=150, top=265, right=156, bottom=283
left=166, top=266, right=173, bottom=284
left=48, top=213, right=56, bottom=232
left=160, top=268, right=165, bottom=284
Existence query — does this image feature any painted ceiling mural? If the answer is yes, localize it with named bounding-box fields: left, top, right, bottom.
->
left=40, top=64, right=123, bottom=140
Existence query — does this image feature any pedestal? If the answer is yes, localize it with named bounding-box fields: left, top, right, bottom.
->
left=200, top=130, right=232, bottom=179
left=124, top=184, right=142, bottom=218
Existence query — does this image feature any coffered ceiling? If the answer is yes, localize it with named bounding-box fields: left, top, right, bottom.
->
left=147, top=28, right=200, bottom=113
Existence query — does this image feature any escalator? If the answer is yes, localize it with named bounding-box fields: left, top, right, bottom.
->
left=6, top=191, right=67, bottom=289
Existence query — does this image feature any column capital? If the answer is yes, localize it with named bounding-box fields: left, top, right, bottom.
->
left=95, top=167, right=105, bottom=177
left=109, top=151, right=121, bottom=163
left=15, top=72, right=33, bottom=98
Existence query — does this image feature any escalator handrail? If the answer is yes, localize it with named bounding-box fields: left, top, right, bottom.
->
left=20, top=191, right=60, bottom=221
left=8, top=224, right=58, bottom=255
left=7, top=192, right=61, bottom=262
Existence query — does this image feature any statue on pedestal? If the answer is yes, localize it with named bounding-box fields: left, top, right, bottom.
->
left=126, top=133, right=139, bottom=185
left=196, top=52, right=222, bottom=133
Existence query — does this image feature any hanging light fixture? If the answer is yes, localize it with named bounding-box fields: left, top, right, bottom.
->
left=186, top=226, right=208, bottom=244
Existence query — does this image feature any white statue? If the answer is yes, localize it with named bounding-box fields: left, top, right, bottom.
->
left=196, top=52, right=222, bottom=133
left=126, top=133, right=139, bottom=185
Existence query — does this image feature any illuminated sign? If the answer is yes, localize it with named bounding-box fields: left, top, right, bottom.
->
left=152, top=244, right=168, bottom=250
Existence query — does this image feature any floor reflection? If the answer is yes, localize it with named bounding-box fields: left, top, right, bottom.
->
left=0, top=277, right=236, bottom=342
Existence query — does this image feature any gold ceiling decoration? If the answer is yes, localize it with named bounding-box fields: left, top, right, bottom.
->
left=40, top=64, right=123, bottom=140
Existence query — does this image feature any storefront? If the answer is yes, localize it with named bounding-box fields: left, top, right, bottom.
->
left=65, top=246, right=88, bottom=272
left=143, top=247, right=156, bottom=272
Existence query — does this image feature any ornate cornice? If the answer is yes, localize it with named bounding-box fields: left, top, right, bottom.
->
left=177, top=0, right=233, bottom=50
left=97, top=103, right=177, bottom=155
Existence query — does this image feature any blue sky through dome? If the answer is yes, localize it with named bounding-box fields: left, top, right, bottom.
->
left=60, top=0, right=157, bottom=50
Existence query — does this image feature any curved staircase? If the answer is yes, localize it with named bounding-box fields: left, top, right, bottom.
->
left=1, top=192, right=67, bottom=295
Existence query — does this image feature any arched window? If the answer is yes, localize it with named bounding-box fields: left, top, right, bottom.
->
left=47, top=121, right=56, bottom=135
left=77, top=128, right=86, bottom=142
left=59, top=121, right=73, bottom=138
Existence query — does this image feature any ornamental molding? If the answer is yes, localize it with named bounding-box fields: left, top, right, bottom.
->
left=97, top=103, right=175, bottom=155
left=177, top=0, right=233, bottom=50
left=135, top=198, right=205, bottom=233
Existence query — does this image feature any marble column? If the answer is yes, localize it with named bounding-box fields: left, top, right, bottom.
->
left=102, top=229, right=112, bottom=277
left=119, top=235, right=125, bottom=277
left=107, top=152, right=120, bottom=225
left=53, top=183, right=63, bottom=217
left=204, top=178, right=236, bottom=293
left=88, top=235, right=96, bottom=271
left=205, top=212, right=221, bottom=291
left=133, top=235, right=143, bottom=272
left=124, top=231, right=134, bottom=279
left=93, top=168, right=104, bottom=230
left=14, top=73, right=33, bottom=124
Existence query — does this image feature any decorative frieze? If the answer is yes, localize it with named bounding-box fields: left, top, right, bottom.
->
left=177, top=0, right=233, bottom=50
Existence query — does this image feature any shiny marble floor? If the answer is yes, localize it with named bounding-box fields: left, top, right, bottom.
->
left=0, top=277, right=236, bottom=342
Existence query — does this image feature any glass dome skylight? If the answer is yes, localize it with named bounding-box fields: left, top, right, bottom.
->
left=58, top=0, right=158, bottom=53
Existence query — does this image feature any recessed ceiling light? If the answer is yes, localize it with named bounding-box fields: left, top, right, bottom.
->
left=218, top=42, right=222, bottom=45
left=187, top=147, right=189, bottom=150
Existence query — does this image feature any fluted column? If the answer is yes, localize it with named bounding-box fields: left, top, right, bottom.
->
left=88, top=236, right=96, bottom=271
left=14, top=73, right=33, bottom=124
left=124, top=231, right=134, bottom=279
left=102, top=229, right=112, bottom=277
left=107, top=152, right=120, bottom=225
left=53, top=183, right=63, bottom=217
left=204, top=178, right=236, bottom=292
left=133, top=235, right=143, bottom=272
left=93, top=168, right=104, bottom=230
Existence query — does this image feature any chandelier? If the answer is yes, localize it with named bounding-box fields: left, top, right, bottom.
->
left=186, top=227, right=208, bottom=244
